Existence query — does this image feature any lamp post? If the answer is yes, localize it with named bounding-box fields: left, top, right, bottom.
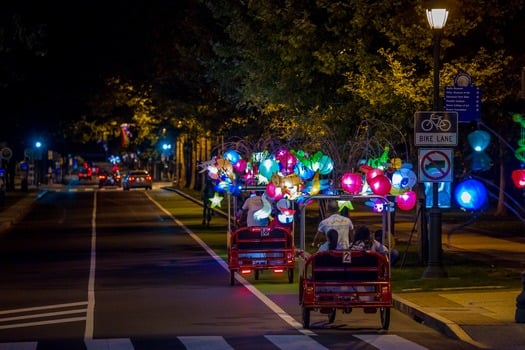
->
left=423, top=8, right=448, bottom=278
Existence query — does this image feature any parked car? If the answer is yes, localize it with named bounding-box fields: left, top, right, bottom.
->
left=122, top=170, right=153, bottom=190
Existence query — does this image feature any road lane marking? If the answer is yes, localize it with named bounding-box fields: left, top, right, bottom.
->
left=85, top=191, right=97, bottom=339
left=355, top=334, right=428, bottom=350
left=85, top=338, right=134, bottom=350
left=265, top=335, right=328, bottom=349
left=147, top=193, right=315, bottom=336
left=0, top=301, right=87, bottom=315
left=178, top=336, right=233, bottom=350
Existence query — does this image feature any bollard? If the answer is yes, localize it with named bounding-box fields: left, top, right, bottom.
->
left=516, top=271, right=525, bottom=323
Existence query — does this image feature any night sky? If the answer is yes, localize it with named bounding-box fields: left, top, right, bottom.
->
left=2, top=1, right=180, bottom=153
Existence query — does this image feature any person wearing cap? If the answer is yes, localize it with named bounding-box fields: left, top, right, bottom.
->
left=312, top=200, right=353, bottom=250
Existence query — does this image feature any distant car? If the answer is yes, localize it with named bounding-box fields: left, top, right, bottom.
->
left=78, top=168, right=92, bottom=182
left=98, top=171, right=117, bottom=188
left=122, top=170, right=153, bottom=190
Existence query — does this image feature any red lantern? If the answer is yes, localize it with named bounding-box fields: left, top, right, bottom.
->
left=512, top=169, right=525, bottom=189
left=396, top=190, right=417, bottom=211
left=366, top=168, right=384, bottom=182
left=368, top=174, right=391, bottom=196
left=341, top=173, right=363, bottom=194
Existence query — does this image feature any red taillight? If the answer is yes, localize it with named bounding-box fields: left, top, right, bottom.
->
left=240, top=269, right=252, bottom=274
left=146, top=175, right=152, bottom=181
left=273, top=269, right=284, bottom=273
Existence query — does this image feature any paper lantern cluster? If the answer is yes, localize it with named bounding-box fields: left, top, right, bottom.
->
left=201, top=148, right=335, bottom=202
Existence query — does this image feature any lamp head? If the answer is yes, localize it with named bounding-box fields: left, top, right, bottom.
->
left=426, top=8, right=448, bottom=29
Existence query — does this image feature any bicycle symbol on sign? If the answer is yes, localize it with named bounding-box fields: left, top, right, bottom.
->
left=421, top=113, right=452, bottom=132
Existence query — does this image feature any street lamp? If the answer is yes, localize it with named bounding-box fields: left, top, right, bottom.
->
left=423, top=8, right=448, bottom=278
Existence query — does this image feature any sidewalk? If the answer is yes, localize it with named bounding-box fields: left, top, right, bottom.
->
left=1, top=186, right=525, bottom=349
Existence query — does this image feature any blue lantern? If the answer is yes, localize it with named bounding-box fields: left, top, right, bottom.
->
left=454, top=179, right=487, bottom=211
left=467, top=130, right=491, bottom=152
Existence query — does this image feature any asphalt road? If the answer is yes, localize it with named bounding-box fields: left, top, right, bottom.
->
left=0, top=188, right=479, bottom=349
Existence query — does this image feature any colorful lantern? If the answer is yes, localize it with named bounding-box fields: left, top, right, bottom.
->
left=454, top=179, right=487, bottom=210
left=511, top=169, right=525, bottom=189
left=467, top=130, right=491, bottom=152
left=366, top=168, right=384, bottom=182
left=232, top=158, right=247, bottom=173
left=341, top=173, right=363, bottom=194
left=396, top=190, right=417, bottom=211
left=391, top=168, right=417, bottom=191
left=368, top=174, right=392, bottom=196
left=259, top=158, right=279, bottom=180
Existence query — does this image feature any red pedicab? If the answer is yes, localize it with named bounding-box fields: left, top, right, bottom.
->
left=296, top=194, right=393, bottom=330
left=228, top=225, right=296, bottom=286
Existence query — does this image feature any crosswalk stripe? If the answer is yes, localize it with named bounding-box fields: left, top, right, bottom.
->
left=85, top=338, right=134, bottom=350
left=355, top=334, right=428, bottom=350
left=265, top=335, right=328, bottom=350
left=178, top=336, right=234, bottom=350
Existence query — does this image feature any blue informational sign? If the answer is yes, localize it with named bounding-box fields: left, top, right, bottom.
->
left=444, top=72, right=481, bottom=123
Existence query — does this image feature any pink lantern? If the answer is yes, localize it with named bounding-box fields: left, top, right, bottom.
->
left=232, top=158, right=247, bottom=173
left=341, top=173, right=363, bottom=194
left=368, top=174, right=392, bottom=196
left=266, top=182, right=283, bottom=200
left=512, top=169, right=525, bottom=189
left=366, top=168, right=384, bottom=182
left=396, top=190, right=417, bottom=211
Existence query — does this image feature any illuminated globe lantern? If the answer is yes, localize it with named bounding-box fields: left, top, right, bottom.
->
left=368, top=174, right=391, bottom=196
left=396, top=190, right=417, bottom=211
left=512, top=169, right=525, bottom=189
left=467, top=130, right=491, bottom=151
left=341, top=173, right=363, bottom=194
left=454, top=179, right=487, bottom=210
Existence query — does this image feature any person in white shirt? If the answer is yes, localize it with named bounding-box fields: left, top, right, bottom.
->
left=312, top=200, right=353, bottom=250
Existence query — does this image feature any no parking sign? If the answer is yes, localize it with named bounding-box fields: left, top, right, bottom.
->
left=418, top=149, right=454, bottom=183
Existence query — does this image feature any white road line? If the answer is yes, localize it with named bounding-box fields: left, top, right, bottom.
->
left=355, top=334, right=428, bottom=350
left=0, top=308, right=86, bottom=322
left=85, top=338, right=134, bottom=350
left=0, top=317, right=86, bottom=330
left=265, top=335, right=328, bottom=350
left=178, top=336, right=233, bottom=350
left=147, top=193, right=315, bottom=336
left=85, top=191, right=97, bottom=339
left=0, top=301, right=87, bottom=315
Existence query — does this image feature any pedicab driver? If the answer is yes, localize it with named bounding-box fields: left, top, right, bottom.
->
left=311, top=200, right=353, bottom=250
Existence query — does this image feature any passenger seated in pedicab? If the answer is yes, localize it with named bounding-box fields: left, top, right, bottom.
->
left=350, top=225, right=388, bottom=255
left=317, top=229, right=338, bottom=252
left=241, top=192, right=269, bottom=227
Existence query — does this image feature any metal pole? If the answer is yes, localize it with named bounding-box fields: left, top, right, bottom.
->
left=423, top=28, right=448, bottom=278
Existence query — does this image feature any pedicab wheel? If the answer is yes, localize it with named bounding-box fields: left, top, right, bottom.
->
left=254, top=269, right=260, bottom=280
left=302, top=306, right=311, bottom=329
left=287, top=268, right=294, bottom=283
left=328, top=308, right=336, bottom=324
left=380, top=307, right=390, bottom=330
left=229, top=270, right=235, bottom=286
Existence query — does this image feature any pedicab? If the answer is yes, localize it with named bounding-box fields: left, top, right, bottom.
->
left=227, top=187, right=296, bottom=286
left=297, top=194, right=393, bottom=330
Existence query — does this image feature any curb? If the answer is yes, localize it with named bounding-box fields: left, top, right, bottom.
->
left=392, top=295, right=490, bottom=349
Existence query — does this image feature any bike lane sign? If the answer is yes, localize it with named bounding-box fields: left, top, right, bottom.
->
left=418, top=148, right=454, bottom=182
left=414, top=111, right=458, bottom=146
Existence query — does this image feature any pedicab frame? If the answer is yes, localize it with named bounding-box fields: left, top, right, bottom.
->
left=297, top=194, right=394, bottom=330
